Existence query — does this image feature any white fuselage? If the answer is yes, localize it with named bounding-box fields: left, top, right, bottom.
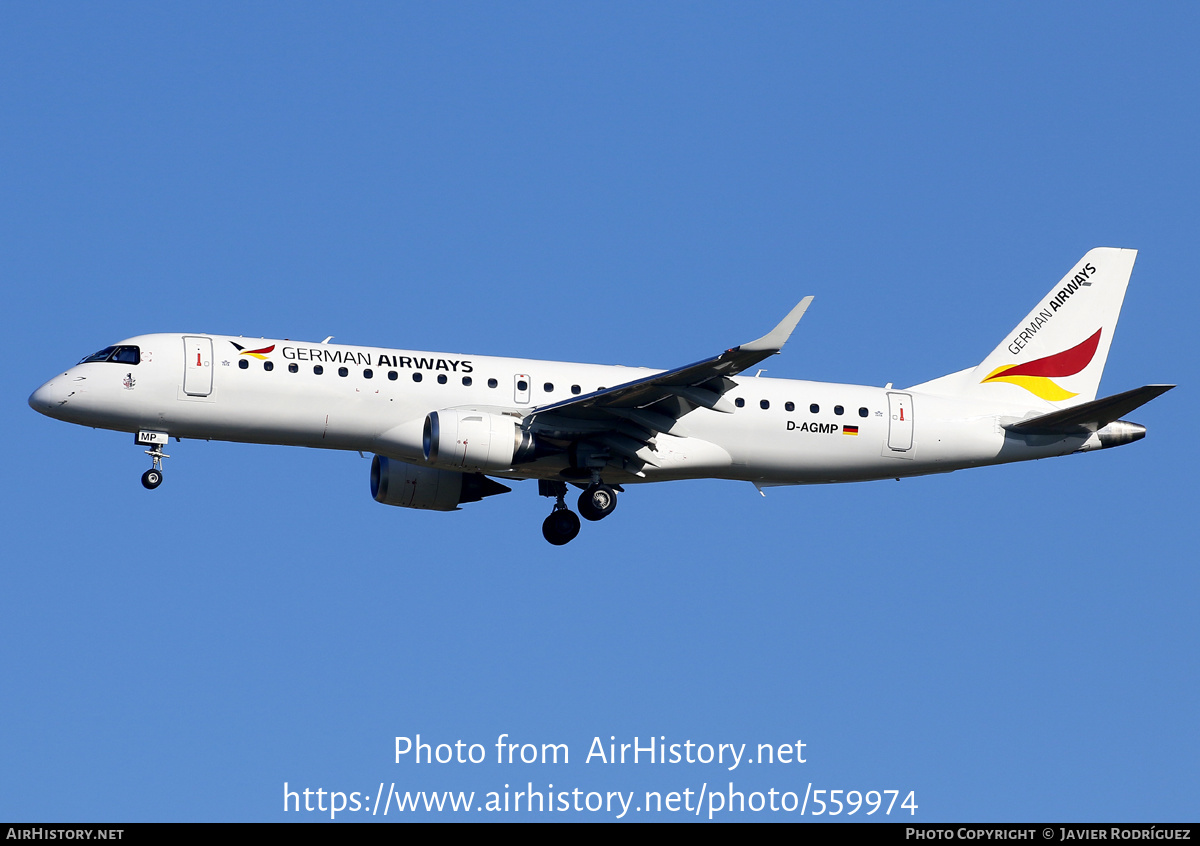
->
left=29, top=332, right=1094, bottom=487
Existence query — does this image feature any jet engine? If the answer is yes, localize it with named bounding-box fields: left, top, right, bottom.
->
left=370, top=455, right=510, bottom=511
left=422, top=410, right=537, bottom=472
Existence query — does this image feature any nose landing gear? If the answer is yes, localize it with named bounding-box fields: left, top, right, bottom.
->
left=141, top=443, right=169, bottom=490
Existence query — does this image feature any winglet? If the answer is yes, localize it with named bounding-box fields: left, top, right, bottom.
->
left=739, top=296, right=814, bottom=354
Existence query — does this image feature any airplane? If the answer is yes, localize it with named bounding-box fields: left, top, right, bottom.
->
left=29, top=247, right=1172, bottom=545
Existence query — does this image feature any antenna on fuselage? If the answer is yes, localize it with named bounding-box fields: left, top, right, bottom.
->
left=322, top=336, right=334, bottom=344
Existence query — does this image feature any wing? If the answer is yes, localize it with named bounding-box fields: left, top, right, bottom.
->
left=525, top=297, right=813, bottom=474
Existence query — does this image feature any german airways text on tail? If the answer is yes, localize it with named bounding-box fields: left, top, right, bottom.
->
left=29, top=248, right=1172, bottom=544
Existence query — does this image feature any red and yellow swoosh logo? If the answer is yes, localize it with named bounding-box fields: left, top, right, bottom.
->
left=231, top=342, right=275, bottom=360
left=981, top=329, right=1101, bottom=401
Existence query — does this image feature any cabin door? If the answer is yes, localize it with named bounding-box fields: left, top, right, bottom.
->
left=183, top=336, right=214, bottom=396
left=886, top=391, right=913, bottom=452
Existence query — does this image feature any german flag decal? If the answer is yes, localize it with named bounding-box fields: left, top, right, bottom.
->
left=981, top=329, right=1101, bottom=401
left=231, top=341, right=276, bottom=360
left=842, top=425, right=859, bottom=436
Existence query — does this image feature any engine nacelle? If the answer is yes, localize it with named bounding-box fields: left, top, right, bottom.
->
left=370, top=455, right=510, bottom=511
left=423, top=410, right=536, bottom=472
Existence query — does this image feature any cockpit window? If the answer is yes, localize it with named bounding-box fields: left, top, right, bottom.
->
left=80, top=346, right=116, bottom=363
left=79, top=345, right=140, bottom=365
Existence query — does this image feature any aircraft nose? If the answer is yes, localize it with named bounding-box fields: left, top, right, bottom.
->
left=29, top=377, right=70, bottom=417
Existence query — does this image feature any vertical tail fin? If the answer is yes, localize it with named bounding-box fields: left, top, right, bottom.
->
left=910, top=248, right=1137, bottom=409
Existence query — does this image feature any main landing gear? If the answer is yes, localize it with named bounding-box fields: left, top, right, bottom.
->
left=141, top=443, right=169, bottom=490
left=578, top=483, right=617, bottom=521
left=542, top=502, right=580, bottom=546
left=539, top=478, right=619, bottom=545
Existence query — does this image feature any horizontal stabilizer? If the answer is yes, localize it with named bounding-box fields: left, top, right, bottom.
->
left=1003, top=384, right=1174, bottom=434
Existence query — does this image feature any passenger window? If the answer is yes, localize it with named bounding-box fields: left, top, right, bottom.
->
left=462, top=376, right=472, bottom=386
left=314, top=365, right=324, bottom=375
left=488, top=378, right=498, bottom=388
left=544, top=382, right=553, bottom=393
left=363, top=369, right=373, bottom=379
left=810, top=403, right=819, bottom=414
left=760, top=399, right=770, bottom=410
left=437, top=374, right=447, bottom=384
left=517, top=379, right=528, bottom=392
left=238, top=359, right=249, bottom=370
left=859, top=407, right=868, bottom=417
left=413, top=372, right=422, bottom=382
left=735, top=397, right=745, bottom=408
left=571, top=385, right=581, bottom=395
left=834, top=405, right=844, bottom=415
left=264, top=361, right=274, bottom=372
left=388, top=371, right=398, bottom=381
left=288, top=363, right=298, bottom=373
left=338, top=367, right=348, bottom=377
left=785, top=402, right=795, bottom=412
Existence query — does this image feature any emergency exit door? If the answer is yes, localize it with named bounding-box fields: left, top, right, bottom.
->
left=514, top=373, right=531, bottom=404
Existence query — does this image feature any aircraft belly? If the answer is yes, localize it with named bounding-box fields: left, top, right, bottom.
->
left=639, top=436, right=734, bottom=479
left=706, top=415, right=890, bottom=483
left=692, top=401, right=1029, bottom=484
left=164, top=383, right=410, bottom=451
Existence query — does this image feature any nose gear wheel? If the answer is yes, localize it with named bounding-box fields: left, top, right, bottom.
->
left=141, top=444, right=170, bottom=490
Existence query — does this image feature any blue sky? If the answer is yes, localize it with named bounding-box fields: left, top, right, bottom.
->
left=3, top=3, right=1197, bottom=822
